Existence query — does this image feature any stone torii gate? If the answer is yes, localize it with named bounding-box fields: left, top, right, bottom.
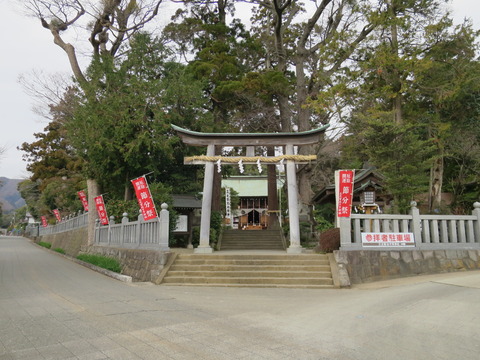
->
left=172, top=124, right=329, bottom=254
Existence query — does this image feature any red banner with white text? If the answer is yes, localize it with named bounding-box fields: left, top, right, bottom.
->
left=94, top=195, right=109, bottom=225
left=336, top=170, right=355, bottom=218
left=53, top=209, right=62, bottom=222
left=77, top=190, right=89, bottom=212
left=131, top=176, right=158, bottom=221
left=41, top=216, right=48, bottom=227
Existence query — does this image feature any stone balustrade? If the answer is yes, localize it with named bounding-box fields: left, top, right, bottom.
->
left=339, top=202, right=480, bottom=250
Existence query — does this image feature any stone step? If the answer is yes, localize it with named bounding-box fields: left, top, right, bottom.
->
left=167, top=270, right=333, bottom=278
left=170, top=264, right=331, bottom=271
left=160, top=253, right=334, bottom=288
left=221, top=230, right=284, bottom=251
left=222, top=234, right=281, bottom=240
left=174, top=259, right=330, bottom=266
left=175, top=254, right=328, bottom=260
left=161, top=283, right=334, bottom=289
left=220, top=245, right=285, bottom=250
left=162, top=276, right=334, bottom=286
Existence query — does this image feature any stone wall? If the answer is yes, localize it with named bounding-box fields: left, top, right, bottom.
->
left=35, top=229, right=171, bottom=283
left=335, top=249, right=480, bottom=285
left=35, top=228, right=87, bottom=257
left=85, top=245, right=171, bottom=283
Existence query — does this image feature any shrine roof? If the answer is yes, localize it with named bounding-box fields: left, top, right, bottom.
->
left=171, top=124, right=329, bottom=146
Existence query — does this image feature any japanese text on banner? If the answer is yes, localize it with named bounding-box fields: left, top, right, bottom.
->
left=53, top=209, right=62, bottom=222
left=337, top=170, right=355, bottom=217
left=94, top=195, right=109, bottom=225
left=131, top=176, right=158, bottom=221
left=77, top=190, right=89, bottom=212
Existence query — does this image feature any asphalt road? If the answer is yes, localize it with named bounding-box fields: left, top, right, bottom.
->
left=1, top=236, right=479, bottom=360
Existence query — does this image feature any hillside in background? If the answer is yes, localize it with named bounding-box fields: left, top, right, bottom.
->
left=0, top=177, right=26, bottom=213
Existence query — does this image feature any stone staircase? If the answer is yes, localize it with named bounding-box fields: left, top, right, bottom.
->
left=219, top=229, right=285, bottom=250
left=160, top=253, right=335, bottom=289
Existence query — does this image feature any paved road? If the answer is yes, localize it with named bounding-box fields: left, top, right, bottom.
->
left=1, top=236, right=479, bottom=360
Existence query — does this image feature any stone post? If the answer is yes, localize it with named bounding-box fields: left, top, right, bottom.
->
left=136, top=211, right=143, bottom=247
left=196, top=144, right=215, bottom=253
left=158, top=203, right=170, bottom=251
left=410, top=201, right=422, bottom=248
left=339, top=217, right=352, bottom=249
left=94, top=219, right=100, bottom=244
left=285, top=144, right=302, bottom=254
left=473, top=202, right=480, bottom=242
left=121, top=213, right=128, bottom=246
left=108, top=215, right=115, bottom=245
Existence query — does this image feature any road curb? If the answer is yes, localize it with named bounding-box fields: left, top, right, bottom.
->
left=32, top=240, right=133, bottom=283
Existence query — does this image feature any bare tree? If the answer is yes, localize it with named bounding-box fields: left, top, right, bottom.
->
left=24, top=0, right=165, bottom=244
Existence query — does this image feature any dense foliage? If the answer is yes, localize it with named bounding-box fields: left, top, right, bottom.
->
left=17, top=0, right=480, bottom=228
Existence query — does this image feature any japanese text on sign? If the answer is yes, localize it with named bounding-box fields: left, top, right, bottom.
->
left=94, top=195, right=109, bottom=225
left=337, top=170, right=355, bottom=217
left=41, top=216, right=48, bottom=228
left=131, top=176, right=158, bottom=221
left=361, top=233, right=415, bottom=247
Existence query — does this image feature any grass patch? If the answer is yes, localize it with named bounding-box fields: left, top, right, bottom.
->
left=38, top=241, right=51, bottom=249
left=76, top=254, right=122, bottom=273
left=54, top=248, right=66, bottom=254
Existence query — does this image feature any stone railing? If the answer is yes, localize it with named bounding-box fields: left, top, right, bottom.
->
left=94, top=203, right=170, bottom=251
left=27, top=211, right=89, bottom=237
left=339, top=202, right=480, bottom=250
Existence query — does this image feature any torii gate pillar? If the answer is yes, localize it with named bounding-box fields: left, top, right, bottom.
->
left=285, top=143, right=302, bottom=253
left=197, top=144, right=215, bottom=253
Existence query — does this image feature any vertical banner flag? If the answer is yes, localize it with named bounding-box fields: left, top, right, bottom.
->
left=41, top=216, right=48, bottom=227
left=53, top=209, right=62, bottom=222
left=131, top=176, right=158, bottom=221
left=336, top=170, right=355, bottom=217
left=94, top=195, right=109, bottom=225
left=77, top=190, right=89, bottom=211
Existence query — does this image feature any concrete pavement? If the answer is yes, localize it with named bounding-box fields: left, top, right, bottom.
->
left=1, top=236, right=479, bottom=360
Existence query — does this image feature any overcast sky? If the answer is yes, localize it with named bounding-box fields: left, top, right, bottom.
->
left=0, top=0, right=478, bottom=180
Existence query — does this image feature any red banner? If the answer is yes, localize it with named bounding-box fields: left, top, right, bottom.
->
left=53, top=209, right=62, bottom=222
left=94, top=195, right=109, bottom=225
left=77, top=190, right=89, bottom=212
left=337, top=170, right=355, bottom=217
left=131, top=176, right=158, bottom=221
left=41, top=216, right=48, bottom=227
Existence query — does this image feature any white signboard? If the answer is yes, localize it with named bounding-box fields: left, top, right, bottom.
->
left=361, top=233, right=415, bottom=247
left=174, top=215, right=188, bottom=232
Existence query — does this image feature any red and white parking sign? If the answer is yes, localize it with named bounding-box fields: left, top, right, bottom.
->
left=362, top=233, right=415, bottom=247
left=77, top=190, right=89, bottom=212
left=336, top=170, right=355, bottom=217
left=131, top=176, right=158, bottom=221
left=94, top=195, right=109, bottom=225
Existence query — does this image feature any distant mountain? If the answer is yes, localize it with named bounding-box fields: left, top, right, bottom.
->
left=0, top=177, right=26, bottom=213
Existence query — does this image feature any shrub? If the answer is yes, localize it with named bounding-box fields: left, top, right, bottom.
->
left=38, top=241, right=52, bottom=249
left=316, top=228, right=340, bottom=253
left=54, top=248, right=66, bottom=254
left=76, top=254, right=122, bottom=273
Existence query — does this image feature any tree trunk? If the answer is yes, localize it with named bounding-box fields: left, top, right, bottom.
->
left=267, top=147, right=279, bottom=227
left=429, top=155, right=444, bottom=212
left=389, top=1, right=403, bottom=125
left=211, top=145, right=223, bottom=213
left=87, top=178, right=100, bottom=245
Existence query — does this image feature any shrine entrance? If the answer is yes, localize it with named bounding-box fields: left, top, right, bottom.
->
left=172, top=124, right=328, bottom=253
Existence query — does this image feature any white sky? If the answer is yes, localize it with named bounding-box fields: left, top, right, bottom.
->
left=0, top=0, right=478, bottom=179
